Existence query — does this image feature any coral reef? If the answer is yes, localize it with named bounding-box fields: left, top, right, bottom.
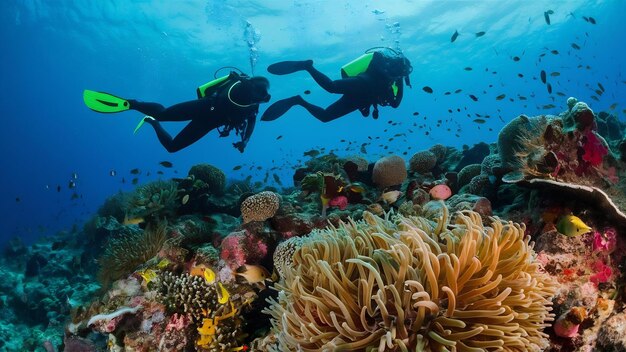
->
left=264, top=207, right=557, bottom=351
left=4, top=98, right=626, bottom=351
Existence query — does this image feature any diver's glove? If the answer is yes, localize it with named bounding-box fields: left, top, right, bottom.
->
left=233, top=141, right=246, bottom=153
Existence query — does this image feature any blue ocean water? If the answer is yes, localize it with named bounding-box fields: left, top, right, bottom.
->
left=0, top=0, right=624, bottom=247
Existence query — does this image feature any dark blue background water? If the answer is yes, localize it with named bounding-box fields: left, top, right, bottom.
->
left=1, top=0, right=624, bottom=246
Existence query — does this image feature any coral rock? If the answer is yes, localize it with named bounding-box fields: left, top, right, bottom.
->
left=240, top=191, right=280, bottom=224
left=597, top=312, right=626, bottom=351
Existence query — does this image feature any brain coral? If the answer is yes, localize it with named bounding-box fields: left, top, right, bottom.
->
left=265, top=207, right=556, bottom=351
left=457, top=164, right=482, bottom=189
left=345, top=155, right=369, bottom=172
left=188, top=164, right=226, bottom=196
left=409, top=150, right=438, bottom=174
left=241, top=191, right=280, bottom=224
left=429, top=143, right=448, bottom=164
left=481, top=154, right=502, bottom=175
left=372, top=155, right=407, bottom=188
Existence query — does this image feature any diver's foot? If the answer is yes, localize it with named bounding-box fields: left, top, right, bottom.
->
left=267, top=60, right=313, bottom=75
left=261, top=96, right=302, bottom=121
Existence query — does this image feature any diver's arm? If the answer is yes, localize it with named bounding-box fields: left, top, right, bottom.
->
left=233, top=114, right=256, bottom=153
left=242, top=114, right=256, bottom=144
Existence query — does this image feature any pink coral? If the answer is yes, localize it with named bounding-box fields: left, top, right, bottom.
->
left=593, top=228, right=617, bottom=253
left=582, top=130, right=608, bottom=166
left=329, top=196, right=348, bottom=210
left=166, top=313, right=190, bottom=331
left=590, top=260, right=612, bottom=285
left=220, top=230, right=269, bottom=268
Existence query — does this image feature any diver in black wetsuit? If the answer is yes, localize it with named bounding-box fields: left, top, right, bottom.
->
left=83, top=72, right=270, bottom=153
left=261, top=49, right=412, bottom=123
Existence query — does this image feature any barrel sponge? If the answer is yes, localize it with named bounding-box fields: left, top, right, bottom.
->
left=457, top=164, right=482, bottom=189
left=409, top=150, right=438, bottom=174
left=372, top=155, right=407, bottom=188
left=188, top=164, right=226, bottom=196
left=241, top=191, right=280, bottom=224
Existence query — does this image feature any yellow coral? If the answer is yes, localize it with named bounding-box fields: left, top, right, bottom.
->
left=197, top=302, right=238, bottom=347
left=265, top=206, right=557, bottom=351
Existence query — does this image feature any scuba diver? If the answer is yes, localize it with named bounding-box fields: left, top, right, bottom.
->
left=83, top=69, right=271, bottom=153
left=261, top=47, right=412, bottom=123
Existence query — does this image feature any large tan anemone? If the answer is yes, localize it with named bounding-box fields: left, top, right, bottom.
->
left=264, top=205, right=556, bottom=352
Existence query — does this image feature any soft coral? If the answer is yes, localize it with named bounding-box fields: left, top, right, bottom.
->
left=581, top=130, right=608, bottom=166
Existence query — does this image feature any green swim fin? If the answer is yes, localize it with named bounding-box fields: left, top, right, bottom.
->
left=133, top=116, right=154, bottom=134
left=83, top=90, right=130, bottom=113
left=267, top=60, right=312, bottom=75
left=260, top=96, right=301, bottom=121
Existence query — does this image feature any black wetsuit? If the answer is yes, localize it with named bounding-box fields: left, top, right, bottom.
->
left=129, top=74, right=268, bottom=153
left=296, top=64, right=404, bottom=122
left=263, top=52, right=409, bottom=123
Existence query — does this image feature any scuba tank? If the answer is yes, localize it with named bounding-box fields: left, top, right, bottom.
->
left=196, top=67, right=249, bottom=99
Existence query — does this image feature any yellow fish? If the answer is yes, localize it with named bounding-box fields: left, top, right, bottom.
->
left=123, top=214, right=145, bottom=226
left=235, top=264, right=270, bottom=284
left=203, top=267, right=216, bottom=284
left=156, top=258, right=171, bottom=269
left=138, top=269, right=157, bottom=284
left=556, top=215, right=592, bottom=237
left=217, top=282, right=230, bottom=304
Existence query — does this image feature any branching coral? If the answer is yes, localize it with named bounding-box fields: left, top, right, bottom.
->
left=265, top=207, right=556, bottom=351
left=98, top=221, right=168, bottom=286
left=157, top=272, right=245, bottom=351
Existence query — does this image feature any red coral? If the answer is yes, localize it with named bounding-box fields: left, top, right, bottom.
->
left=220, top=230, right=268, bottom=268
left=329, top=196, right=348, bottom=210
left=589, top=260, right=612, bottom=285
left=581, top=130, right=608, bottom=166
left=593, top=228, right=617, bottom=254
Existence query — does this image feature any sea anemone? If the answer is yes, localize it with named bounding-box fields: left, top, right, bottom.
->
left=264, top=206, right=556, bottom=351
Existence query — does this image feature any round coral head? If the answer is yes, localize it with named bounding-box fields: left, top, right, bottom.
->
left=429, top=184, right=452, bottom=200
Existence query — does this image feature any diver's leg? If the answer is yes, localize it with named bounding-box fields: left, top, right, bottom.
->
left=298, top=95, right=359, bottom=123
left=129, top=99, right=209, bottom=122
left=305, top=67, right=364, bottom=95
left=145, top=117, right=216, bottom=153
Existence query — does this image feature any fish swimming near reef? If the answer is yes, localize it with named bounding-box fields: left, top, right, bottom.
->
left=556, top=215, right=592, bottom=237
left=450, top=30, right=459, bottom=43
left=347, top=182, right=366, bottom=193
left=236, top=264, right=270, bottom=284
left=380, top=190, right=402, bottom=204
left=303, top=149, right=320, bottom=158
left=544, top=10, right=553, bottom=25
left=159, top=161, right=173, bottom=168
left=123, top=215, right=145, bottom=226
